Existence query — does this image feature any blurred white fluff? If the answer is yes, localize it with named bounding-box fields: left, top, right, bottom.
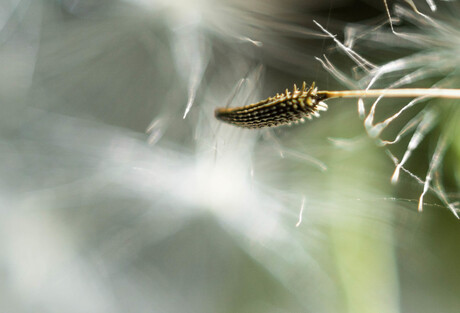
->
left=125, top=0, right=330, bottom=120
left=1, top=1, right=376, bottom=312
left=316, top=1, right=460, bottom=217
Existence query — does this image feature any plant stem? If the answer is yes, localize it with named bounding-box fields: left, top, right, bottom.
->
left=319, top=88, right=460, bottom=100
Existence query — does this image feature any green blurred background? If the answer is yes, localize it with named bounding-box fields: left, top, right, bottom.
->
left=1, top=0, right=459, bottom=312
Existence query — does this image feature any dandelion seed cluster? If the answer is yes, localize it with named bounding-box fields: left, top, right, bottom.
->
left=215, top=82, right=328, bottom=128
left=312, top=2, right=460, bottom=217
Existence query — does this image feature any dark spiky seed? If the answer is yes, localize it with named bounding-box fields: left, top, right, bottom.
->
left=215, top=82, right=327, bottom=129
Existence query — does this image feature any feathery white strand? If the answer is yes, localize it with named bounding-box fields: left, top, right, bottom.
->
left=370, top=96, right=428, bottom=140
left=313, top=20, right=376, bottom=72
left=379, top=110, right=426, bottom=146
left=296, top=196, right=306, bottom=227
left=418, top=134, right=448, bottom=212
left=391, top=110, right=437, bottom=184
left=315, top=56, right=358, bottom=89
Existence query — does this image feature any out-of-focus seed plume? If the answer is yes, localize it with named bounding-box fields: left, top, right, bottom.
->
left=316, top=1, right=460, bottom=217
left=1, top=1, right=399, bottom=312
left=4, top=1, right=460, bottom=313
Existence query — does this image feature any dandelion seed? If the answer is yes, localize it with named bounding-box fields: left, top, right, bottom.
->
left=215, top=82, right=460, bottom=129
left=215, top=82, right=325, bottom=129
